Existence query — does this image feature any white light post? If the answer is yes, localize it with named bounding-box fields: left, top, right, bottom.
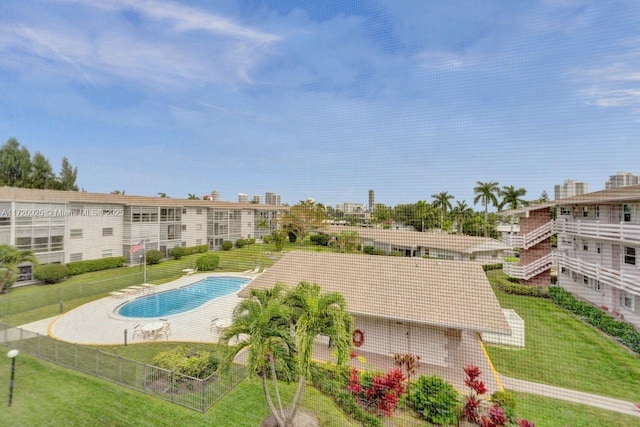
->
left=7, top=349, right=18, bottom=407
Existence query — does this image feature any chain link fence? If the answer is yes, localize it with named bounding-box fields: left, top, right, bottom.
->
left=0, top=322, right=246, bottom=412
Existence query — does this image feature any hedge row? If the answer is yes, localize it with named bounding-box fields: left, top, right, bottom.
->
left=33, top=264, right=70, bottom=284
left=493, top=275, right=550, bottom=298
left=309, top=363, right=382, bottom=427
left=66, top=256, right=126, bottom=276
left=548, top=286, right=640, bottom=354
left=482, top=263, right=503, bottom=271
left=171, top=244, right=208, bottom=259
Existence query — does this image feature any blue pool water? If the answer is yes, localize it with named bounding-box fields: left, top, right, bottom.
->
left=117, top=276, right=249, bottom=318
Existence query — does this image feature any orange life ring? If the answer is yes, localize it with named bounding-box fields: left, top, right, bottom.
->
left=353, top=329, right=364, bottom=347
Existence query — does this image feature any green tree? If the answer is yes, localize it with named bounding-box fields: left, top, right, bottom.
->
left=499, top=185, right=527, bottom=211
left=283, top=282, right=354, bottom=425
left=335, top=230, right=359, bottom=253
left=29, top=151, right=56, bottom=189
left=473, top=181, right=500, bottom=237
left=271, top=229, right=289, bottom=251
left=219, top=284, right=295, bottom=427
left=110, top=190, right=126, bottom=195
left=372, top=203, right=393, bottom=224
left=278, top=200, right=326, bottom=243
left=157, top=192, right=168, bottom=198
left=0, top=138, right=32, bottom=187
left=451, top=200, right=473, bottom=234
left=56, top=157, right=79, bottom=191
left=431, top=191, right=455, bottom=230
left=187, top=193, right=199, bottom=199
left=0, top=245, right=39, bottom=293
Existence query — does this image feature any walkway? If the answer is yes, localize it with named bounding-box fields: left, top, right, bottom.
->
left=500, top=375, right=640, bottom=418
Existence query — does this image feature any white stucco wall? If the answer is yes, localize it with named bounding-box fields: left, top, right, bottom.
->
left=481, top=309, right=524, bottom=347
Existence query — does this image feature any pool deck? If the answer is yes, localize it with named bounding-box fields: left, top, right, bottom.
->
left=22, top=272, right=255, bottom=346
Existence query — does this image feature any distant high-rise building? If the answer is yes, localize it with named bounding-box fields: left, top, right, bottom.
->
left=265, top=192, right=281, bottom=205
left=210, top=191, right=220, bottom=201
left=238, top=193, right=248, bottom=203
left=554, top=180, right=588, bottom=200
left=605, top=171, right=640, bottom=190
left=251, top=195, right=262, bottom=204
left=368, top=190, right=375, bottom=211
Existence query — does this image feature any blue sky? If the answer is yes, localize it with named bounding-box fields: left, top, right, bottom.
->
left=1, top=1, right=639, bottom=208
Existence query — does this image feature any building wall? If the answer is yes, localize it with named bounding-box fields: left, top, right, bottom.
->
left=181, top=207, right=207, bottom=247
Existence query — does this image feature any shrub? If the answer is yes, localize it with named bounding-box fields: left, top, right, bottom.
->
left=66, top=256, right=126, bottom=275
left=221, top=240, right=233, bottom=251
left=247, top=238, right=256, bottom=245
left=490, top=390, right=516, bottom=423
left=388, top=250, right=403, bottom=257
left=145, top=250, right=163, bottom=265
left=196, top=253, right=220, bottom=271
left=349, top=367, right=406, bottom=417
left=262, top=235, right=271, bottom=244
left=288, top=231, right=297, bottom=242
left=494, top=280, right=549, bottom=298
left=170, top=246, right=186, bottom=260
left=34, top=263, right=70, bottom=284
left=310, top=234, right=330, bottom=246
left=235, top=239, right=247, bottom=248
left=363, top=245, right=375, bottom=255
left=152, top=346, right=219, bottom=378
left=482, top=263, right=503, bottom=271
left=409, top=375, right=459, bottom=426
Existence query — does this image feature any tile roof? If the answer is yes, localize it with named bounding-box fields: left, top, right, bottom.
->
left=242, top=252, right=511, bottom=334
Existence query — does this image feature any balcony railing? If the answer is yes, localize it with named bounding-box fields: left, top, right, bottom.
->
left=555, top=219, right=640, bottom=244
left=503, top=253, right=554, bottom=280
left=504, top=221, right=553, bottom=249
left=556, top=253, right=640, bottom=295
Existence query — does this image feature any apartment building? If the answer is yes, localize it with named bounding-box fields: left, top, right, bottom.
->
left=554, top=179, right=588, bottom=199
left=502, top=185, right=640, bottom=328
left=0, top=187, right=284, bottom=277
left=605, top=171, right=640, bottom=190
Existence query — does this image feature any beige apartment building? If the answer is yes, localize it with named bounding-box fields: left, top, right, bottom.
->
left=502, top=185, right=640, bottom=328
left=0, top=187, right=284, bottom=279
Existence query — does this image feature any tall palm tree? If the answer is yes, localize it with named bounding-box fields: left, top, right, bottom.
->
left=0, top=245, right=38, bottom=293
left=219, top=284, right=295, bottom=427
left=284, top=282, right=354, bottom=425
left=451, top=200, right=473, bottom=234
left=473, top=181, right=500, bottom=237
left=499, top=185, right=527, bottom=211
left=431, top=191, right=455, bottom=230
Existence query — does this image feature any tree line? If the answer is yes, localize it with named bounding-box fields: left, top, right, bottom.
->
left=0, top=138, right=79, bottom=191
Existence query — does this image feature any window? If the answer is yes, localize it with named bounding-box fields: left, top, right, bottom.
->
left=196, top=224, right=202, bottom=231
left=595, top=206, right=600, bottom=218
left=624, top=246, right=636, bottom=265
left=622, top=291, right=635, bottom=310
left=582, top=206, right=588, bottom=217
left=582, top=240, right=588, bottom=251
left=102, top=227, right=113, bottom=236
left=182, top=208, right=187, bottom=214
left=596, top=243, right=601, bottom=254
left=181, top=224, right=187, bottom=231
left=196, top=208, right=202, bottom=214
left=69, top=253, right=83, bottom=261
left=102, top=249, right=113, bottom=257
left=70, top=229, right=83, bottom=238
left=196, top=239, right=202, bottom=245
left=623, top=204, right=631, bottom=222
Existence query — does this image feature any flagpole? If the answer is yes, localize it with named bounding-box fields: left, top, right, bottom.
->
left=143, top=241, right=147, bottom=284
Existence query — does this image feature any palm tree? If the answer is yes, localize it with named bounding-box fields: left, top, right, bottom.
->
left=284, top=282, right=353, bottom=425
left=473, top=181, right=500, bottom=237
left=0, top=245, right=39, bottom=293
left=431, top=191, right=455, bottom=230
left=451, top=200, right=473, bottom=234
left=219, top=284, right=295, bottom=427
left=499, top=185, right=527, bottom=211
left=336, top=230, right=359, bottom=253
left=187, top=193, right=199, bottom=200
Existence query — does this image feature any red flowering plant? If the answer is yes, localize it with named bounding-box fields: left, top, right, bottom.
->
left=348, top=367, right=406, bottom=417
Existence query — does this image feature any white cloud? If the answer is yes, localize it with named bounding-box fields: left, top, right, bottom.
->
left=414, top=51, right=476, bottom=71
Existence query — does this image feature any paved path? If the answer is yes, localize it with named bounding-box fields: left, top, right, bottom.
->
left=500, top=375, right=640, bottom=418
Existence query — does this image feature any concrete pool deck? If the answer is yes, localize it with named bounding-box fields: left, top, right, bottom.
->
left=22, top=272, right=255, bottom=345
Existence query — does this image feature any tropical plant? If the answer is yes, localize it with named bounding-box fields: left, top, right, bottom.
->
left=499, top=185, right=527, bottom=211
left=348, top=367, right=406, bottom=417
left=283, top=282, right=354, bottom=423
left=219, top=284, right=295, bottom=427
left=0, top=244, right=39, bottom=293
left=271, top=229, right=289, bottom=251
left=408, top=375, right=459, bottom=425
left=473, top=181, right=500, bottom=237
left=451, top=200, right=473, bottom=234
left=431, top=191, right=454, bottom=230
left=187, top=193, right=200, bottom=199
left=335, top=230, right=359, bottom=253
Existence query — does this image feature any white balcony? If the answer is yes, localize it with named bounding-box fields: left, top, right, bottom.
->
left=503, top=221, right=553, bottom=249
left=556, top=253, right=640, bottom=295
left=555, top=219, right=640, bottom=245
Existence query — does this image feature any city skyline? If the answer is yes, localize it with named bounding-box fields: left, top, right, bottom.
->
left=1, top=1, right=639, bottom=207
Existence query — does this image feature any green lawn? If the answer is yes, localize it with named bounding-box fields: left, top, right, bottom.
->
left=0, top=348, right=352, bottom=427
left=486, top=271, right=640, bottom=402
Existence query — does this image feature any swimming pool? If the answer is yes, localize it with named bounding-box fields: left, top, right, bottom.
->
left=117, top=276, right=249, bottom=318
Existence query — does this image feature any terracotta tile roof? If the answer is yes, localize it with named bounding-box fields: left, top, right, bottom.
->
left=242, top=252, right=511, bottom=334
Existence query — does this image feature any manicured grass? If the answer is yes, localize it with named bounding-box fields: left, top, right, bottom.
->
left=0, top=348, right=352, bottom=426
left=511, top=391, right=640, bottom=427
left=485, top=271, right=640, bottom=402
